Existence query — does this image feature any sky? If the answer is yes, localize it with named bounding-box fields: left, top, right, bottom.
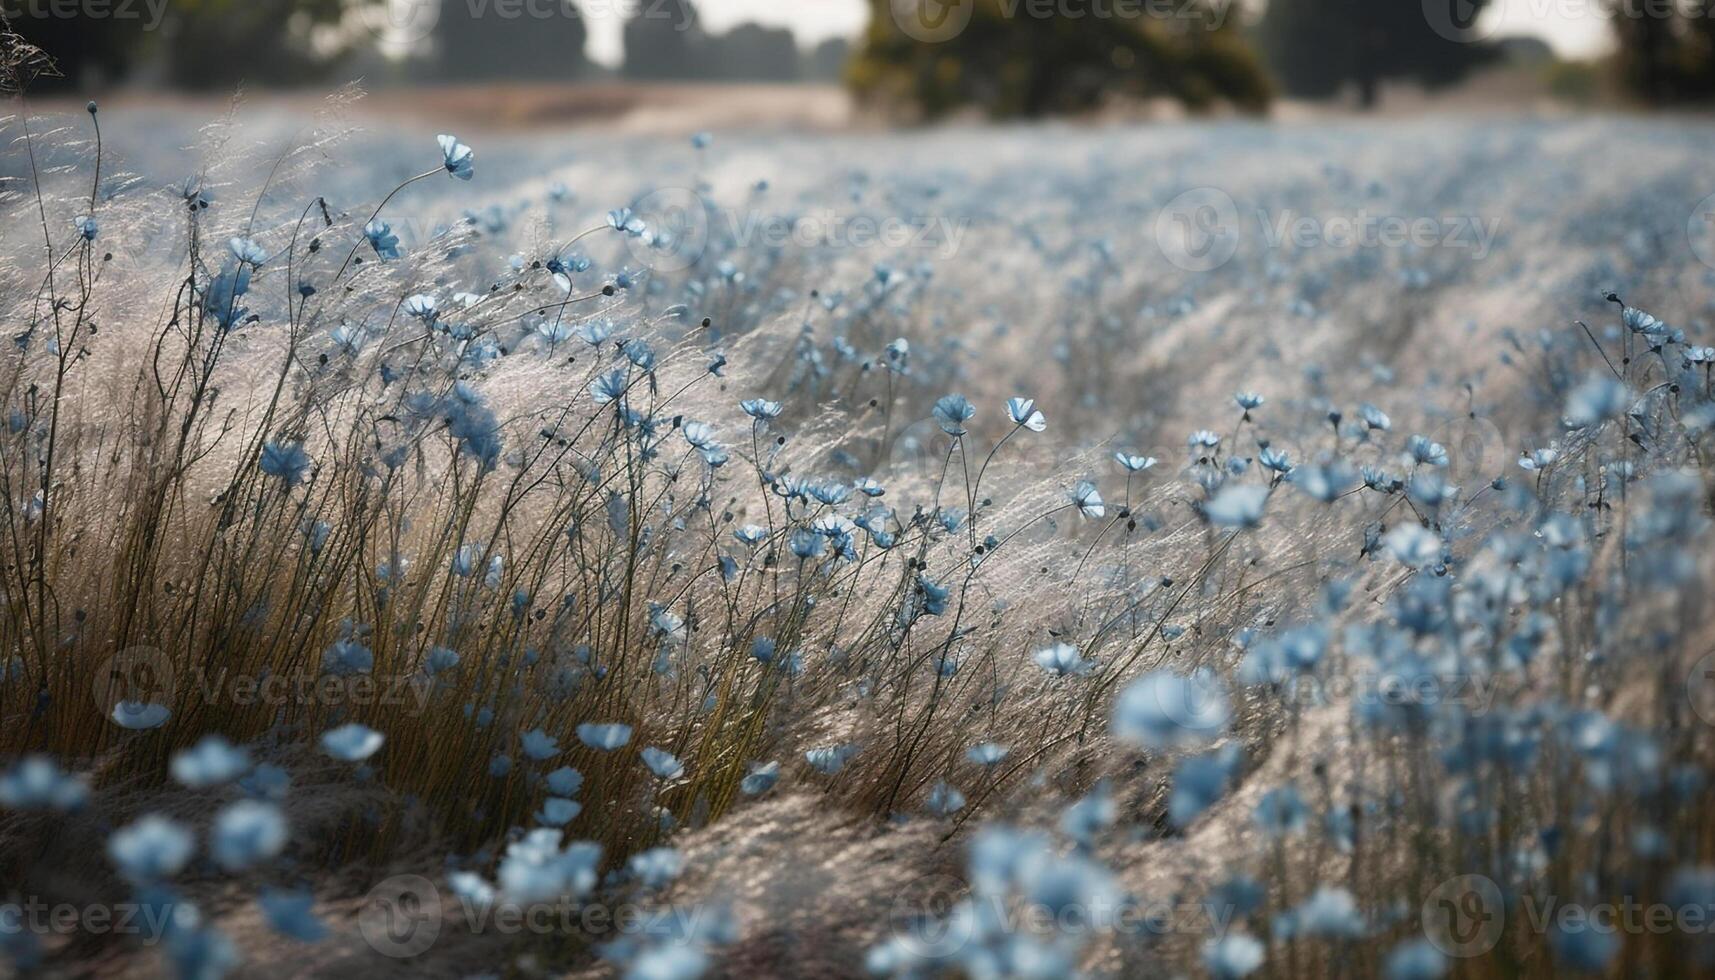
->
left=580, top=0, right=1615, bottom=67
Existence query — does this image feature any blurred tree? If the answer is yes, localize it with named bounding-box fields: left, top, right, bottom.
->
left=849, top=0, right=1270, bottom=119
left=3, top=8, right=136, bottom=90
left=621, top=0, right=710, bottom=80
left=436, top=0, right=592, bottom=81
left=161, top=0, right=352, bottom=90
left=1609, top=0, right=1715, bottom=102
left=804, top=37, right=852, bottom=82
left=1258, top=0, right=1499, bottom=108
left=707, top=23, right=801, bottom=82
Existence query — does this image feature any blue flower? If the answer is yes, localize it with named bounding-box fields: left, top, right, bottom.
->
left=229, top=236, right=267, bottom=266
left=741, top=398, right=783, bottom=421
left=260, top=441, right=312, bottom=486
left=1203, top=932, right=1265, bottom=979
left=577, top=723, right=632, bottom=750
left=535, top=797, right=582, bottom=827
left=74, top=215, right=100, bottom=240
left=259, top=888, right=328, bottom=943
left=1235, top=391, right=1265, bottom=412
left=741, top=761, right=779, bottom=795
left=1253, top=784, right=1309, bottom=837
left=607, top=207, right=646, bottom=236
left=926, top=781, right=966, bottom=816
left=805, top=744, right=858, bottom=774
left=322, top=638, right=373, bottom=676
left=966, top=742, right=1008, bottom=765
left=210, top=800, right=288, bottom=870
left=170, top=735, right=252, bottom=788
left=0, top=755, right=87, bottom=810
left=111, top=701, right=171, bottom=730
left=1170, top=745, right=1242, bottom=827
left=1383, top=939, right=1447, bottom=980
left=1112, top=670, right=1230, bottom=749
left=546, top=766, right=584, bottom=796
left=629, top=847, right=684, bottom=889
left=1033, top=642, right=1089, bottom=677
left=108, top=815, right=194, bottom=883
left=1006, top=397, right=1046, bottom=432
left=1204, top=484, right=1268, bottom=528
left=931, top=393, right=975, bottom=436
left=1069, top=480, right=1105, bottom=519
left=321, top=723, right=384, bottom=762
left=437, top=133, right=475, bottom=180
left=520, top=729, right=560, bottom=761
left=1114, top=452, right=1157, bottom=473
left=364, top=219, right=400, bottom=259
left=640, top=746, right=684, bottom=780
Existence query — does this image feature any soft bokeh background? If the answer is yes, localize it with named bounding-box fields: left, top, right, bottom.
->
left=14, top=0, right=1715, bottom=123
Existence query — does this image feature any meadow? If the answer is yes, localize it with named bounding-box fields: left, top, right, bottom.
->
left=1, top=87, right=1714, bottom=979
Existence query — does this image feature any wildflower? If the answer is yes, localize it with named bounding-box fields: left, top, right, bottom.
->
left=322, top=638, right=373, bottom=676
left=364, top=219, right=401, bottom=259
left=1290, top=461, right=1354, bottom=502
left=259, top=889, right=328, bottom=943
left=789, top=529, right=825, bottom=560
left=1405, top=435, right=1449, bottom=467
left=1235, top=391, right=1265, bottom=413
left=734, top=525, right=767, bottom=547
left=546, top=767, right=584, bottom=796
left=577, top=723, right=632, bottom=750
left=260, top=440, right=311, bottom=486
left=108, top=815, right=195, bottom=883
left=1204, top=484, right=1269, bottom=528
left=1033, top=642, right=1089, bottom=677
left=1565, top=374, right=1630, bottom=427
left=931, top=394, right=976, bottom=436
left=513, top=728, right=558, bottom=761
left=426, top=646, right=460, bottom=675
left=448, top=872, right=496, bottom=913
left=1189, top=430, right=1222, bottom=451
left=1383, top=524, right=1442, bottom=568
left=0, top=756, right=88, bottom=810
left=1114, top=451, right=1157, bottom=473
left=1006, top=397, right=1047, bottom=432
left=1253, top=785, right=1309, bottom=836
left=497, top=829, right=600, bottom=904
left=1170, top=745, right=1242, bottom=827
left=536, top=798, right=582, bottom=827
left=1259, top=446, right=1293, bottom=474
left=403, top=294, right=438, bottom=320
left=640, top=746, right=685, bottom=780
left=1069, top=480, right=1105, bottom=519
left=170, top=735, right=251, bottom=788
left=1359, top=403, right=1392, bottom=431
left=321, top=723, right=384, bottom=762
left=740, top=398, right=783, bottom=421
left=741, top=761, right=779, bottom=795
left=437, top=133, right=475, bottom=180
left=1060, top=782, right=1115, bottom=844
left=229, top=237, right=267, bottom=266
left=74, top=215, right=100, bottom=241
left=1113, top=670, right=1230, bottom=749
left=1203, top=932, right=1265, bottom=979
left=629, top=847, right=684, bottom=889
left=210, top=800, right=288, bottom=870
left=240, top=764, right=290, bottom=800
left=966, top=743, right=1008, bottom=765
left=1279, top=886, right=1366, bottom=939
left=805, top=744, right=858, bottom=774
left=926, top=781, right=966, bottom=816
left=1384, top=939, right=1447, bottom=980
